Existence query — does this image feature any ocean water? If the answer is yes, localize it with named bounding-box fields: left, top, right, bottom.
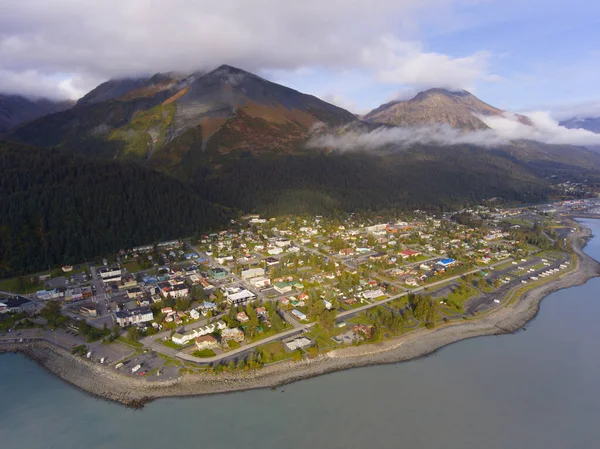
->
left=1, top=219, right=600, bottom=449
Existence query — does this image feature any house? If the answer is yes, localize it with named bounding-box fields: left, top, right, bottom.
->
left=285, top=337, right=312, bottom=351
left=190, top=309, right=200, bottom=320
left=400, top=249, right=421, bottom=259
left=221, top=327, right=245, bottom=342
left=114, top=306, right=154, bottom=327
left=404, top=276, right=419, bottom=287
left=161, top=307, right=175, bottom=316
left=237, top=311, right=250, bottom=323
left=339, top=248, right=353, bottom=256
left=241, top=267, right=265, bottom=279
left=194, top=335, right=219, bottom=351
left=255, top=307, right=267, bottom=317
left=267, top=247, right=283, bottom=255
left=291, top=309, right=307, bottom=321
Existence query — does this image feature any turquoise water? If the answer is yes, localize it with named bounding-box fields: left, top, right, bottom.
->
left=2, top=220, right=600, bottom=449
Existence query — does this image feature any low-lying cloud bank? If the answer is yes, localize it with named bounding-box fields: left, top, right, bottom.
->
left=308, top=112, right=600, bottom=151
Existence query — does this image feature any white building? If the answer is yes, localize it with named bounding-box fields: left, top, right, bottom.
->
left=171, top=321, right=227, bottom=345
left=241, top=267, right=265, bottom=279
left=226, top=288, right=256, bottom=305
left=248, top=276, right=271, bottom=289
left=114, top=307, right=153, bottom=327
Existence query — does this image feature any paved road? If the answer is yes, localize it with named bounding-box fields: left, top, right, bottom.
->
left=177, top=325, right=307, bottom=364
left=171, top=257, right=515, bottom=364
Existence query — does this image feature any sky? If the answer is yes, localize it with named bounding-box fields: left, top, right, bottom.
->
left=0, top=0, right=598, bottom=121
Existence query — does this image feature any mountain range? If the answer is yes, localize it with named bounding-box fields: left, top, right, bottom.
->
left=559, top=116, right=600, bottom=134
left=1, top=64, right=600, bottom=276
left=0, top=94, right=73, bottom=134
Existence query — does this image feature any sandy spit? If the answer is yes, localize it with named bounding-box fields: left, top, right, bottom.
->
left=2, top=226, right=598, bottom=407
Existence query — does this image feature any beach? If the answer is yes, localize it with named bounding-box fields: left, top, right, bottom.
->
left=2, top=224, right=599, bottom=407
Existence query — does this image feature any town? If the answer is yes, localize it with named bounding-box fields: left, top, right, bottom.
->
left=1, top=199, right=596, bottom=379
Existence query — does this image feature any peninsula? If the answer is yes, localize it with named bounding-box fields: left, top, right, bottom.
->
left=2, top=200, right=600, bottom=407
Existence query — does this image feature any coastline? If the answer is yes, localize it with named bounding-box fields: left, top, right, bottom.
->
left=2, top=224, right=599, bottom=408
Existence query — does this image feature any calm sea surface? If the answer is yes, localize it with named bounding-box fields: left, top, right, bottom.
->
left=2, top=219, right=600, bottom=449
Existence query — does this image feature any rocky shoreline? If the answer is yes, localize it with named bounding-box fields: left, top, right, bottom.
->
left=2, top=224, right=598, bottom=408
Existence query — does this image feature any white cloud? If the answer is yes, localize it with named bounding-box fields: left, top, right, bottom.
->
left=480, top=112, right=600, bottom=146
left=547, top=101, right=600, bottom=121
left=361, top=37, right=499, bottom=91
left=0, top=70, right=100, bottom=100
left=0, top=0, right=494, bottom=99
left=308, top=112, right=600, bottom=151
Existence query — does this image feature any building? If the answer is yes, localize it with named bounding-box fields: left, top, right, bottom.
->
left=285, top=337, right=311, bottom=351
left=248, top=276, right=270, bottom=289
left=194, top=335, right=219, bottom=351
left=208, top=268, right=228, bottom=279
left=226, top=288, right=255, bottom=305
left=274, top=282, right=292, bottom=294
left=400, top=249, right=421, bottom=258
left=221, top=327, right=245, bottom=342
left=114, top=307, right=154, bottom=327
left=99, top=266, right=121, bottom=283
left=275, top=239, right=292, bottom=248
left=362, top=289, right=385, bottom=300
left=171, top=321, right=227, bottom=345
left=241, top=267, right=265, bottom=279
left=236, top=311, right=249, bottom=323
left=437, top=258, right=457, bottom=268
left=291, top=309, right=307, bottom=321
left=36, top=289, right=64, bottom=300
left=126, top=287, right=143, bottom=299
left=0, top=295, right=35, bottom=314
left=80, top=306, right=97, bottom=317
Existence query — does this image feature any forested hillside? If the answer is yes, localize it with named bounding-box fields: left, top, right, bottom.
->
left=189, top=146, right=552, bottom=215
left=0, top=142, right=228, bottom=277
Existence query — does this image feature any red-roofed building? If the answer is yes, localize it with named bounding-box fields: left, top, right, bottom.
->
left=400, top=249, right=421, bottom=259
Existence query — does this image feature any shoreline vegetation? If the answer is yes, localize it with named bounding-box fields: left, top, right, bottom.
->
left=1, top=224, right=599, bottom=408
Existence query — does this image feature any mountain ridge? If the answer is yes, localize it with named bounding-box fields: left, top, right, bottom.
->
left=0, top=94, right=73, bottom=134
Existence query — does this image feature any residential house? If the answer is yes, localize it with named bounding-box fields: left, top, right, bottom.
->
left=194, top=335, right=218, bottom=351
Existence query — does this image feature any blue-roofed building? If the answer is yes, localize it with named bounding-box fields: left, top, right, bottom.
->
left=437, top=258, right=456, bottom=268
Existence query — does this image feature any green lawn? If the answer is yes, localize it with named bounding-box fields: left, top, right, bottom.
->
left=117, top=336, right=144, bottom=348
left=121, top=260, right=143, bottom=273
left=155, top=338, right=185, bottom=350
left=192, top=349, right=216, bottom=358
left=257, top=342, right=295, bottom=363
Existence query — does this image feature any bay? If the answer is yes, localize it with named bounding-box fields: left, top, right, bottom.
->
left=2, top=219, right=600, bottom=449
